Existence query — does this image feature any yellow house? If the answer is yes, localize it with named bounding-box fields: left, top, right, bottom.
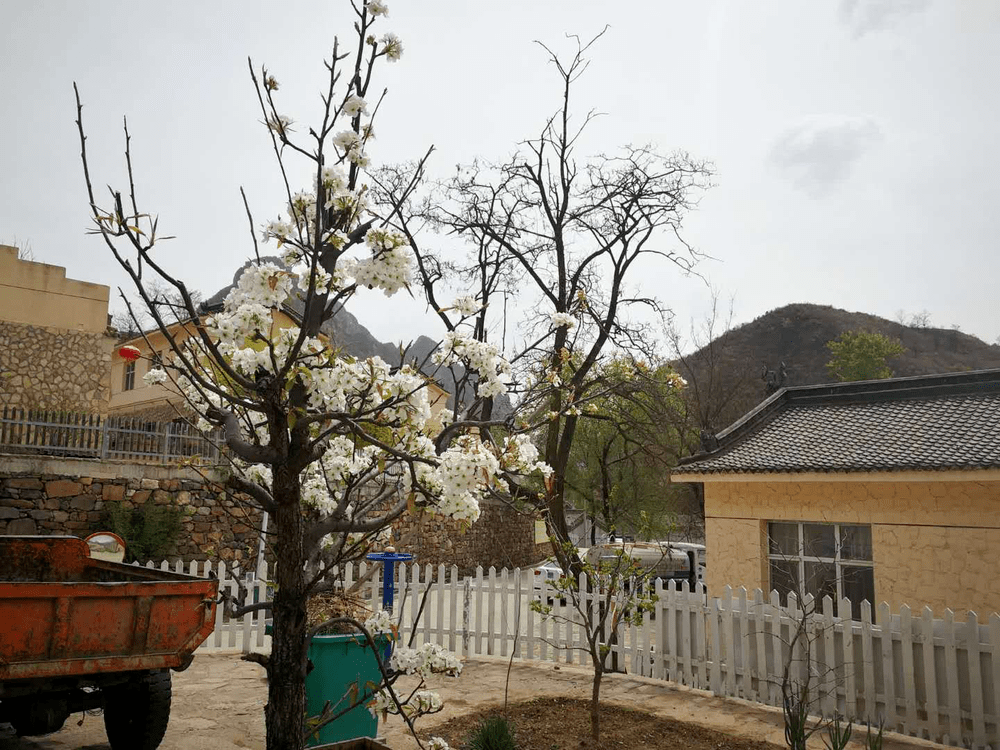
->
left=109, top=305, right=451, bottom=422
left=0, top=245, right=116, bottom=412
left=672, top=369, right=1000, bottom=621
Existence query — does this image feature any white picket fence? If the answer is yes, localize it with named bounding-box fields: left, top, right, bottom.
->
left=150, top=559, right=1000, bottom=749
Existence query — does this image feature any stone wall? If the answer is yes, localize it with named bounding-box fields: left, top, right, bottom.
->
left=390, top=499, right=551, bottom=576
left=0, top=454, right=261, bottom=563
left=0, top=454, right=549, bottom=573
left=0, top=320, right=115, bottom=412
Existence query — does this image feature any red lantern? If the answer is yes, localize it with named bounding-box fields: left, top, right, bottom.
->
left=118, top=345, right=141, bottom=362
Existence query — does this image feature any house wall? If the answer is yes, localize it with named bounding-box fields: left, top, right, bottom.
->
left=0, top=246, right=116, bottom=411
left=703, top=477, right=1000, bottom=619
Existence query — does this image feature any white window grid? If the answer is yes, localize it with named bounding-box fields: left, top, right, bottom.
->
left=123, top=361, right=136, bottom=391
left=767, top=521, right=873, bottom=605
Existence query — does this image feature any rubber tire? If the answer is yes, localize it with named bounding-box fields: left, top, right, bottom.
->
left=103, top=669, right=172, bottom=750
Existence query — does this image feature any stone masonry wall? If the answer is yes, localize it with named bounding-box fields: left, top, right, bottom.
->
left=390, top=500, right=551, bottom=576
left=0, top=320, right=115, bottom=412
left=0, top=455, right=261, bottom=563
left=0, top=454, right=548, bottom=573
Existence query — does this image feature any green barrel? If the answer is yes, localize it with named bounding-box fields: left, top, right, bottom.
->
left=305, top=632, right=390, bottom=747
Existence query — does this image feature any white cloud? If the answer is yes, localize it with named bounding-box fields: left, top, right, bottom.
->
left=839, top=0, right=931, bottom=38
left=768, top=115, right=884, bottom=198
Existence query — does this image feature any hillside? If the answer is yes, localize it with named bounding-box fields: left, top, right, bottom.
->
left=674, top=303, right=1000, bottom=434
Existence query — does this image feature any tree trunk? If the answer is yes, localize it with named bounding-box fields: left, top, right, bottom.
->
left=265, top=474, right=309, bottom=750
left=589, top=659, right=603, bottom=744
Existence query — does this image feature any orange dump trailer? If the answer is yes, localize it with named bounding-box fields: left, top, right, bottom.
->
left=0, top=535, right=218, bottom=748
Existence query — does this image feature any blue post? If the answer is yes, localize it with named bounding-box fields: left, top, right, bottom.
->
left=365, top=551, right=414, bottom=665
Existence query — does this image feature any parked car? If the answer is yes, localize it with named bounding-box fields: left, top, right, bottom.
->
left=584, top=541, right=695, bottom=587
left=532, top=560, right=566, bottom=603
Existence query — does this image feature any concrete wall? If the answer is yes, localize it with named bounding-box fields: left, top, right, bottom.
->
left=0, top=245, right=110, bottom=333
left=703, top=476, right=1000, bottom=619
left=0, top=246, right=116, bottom=412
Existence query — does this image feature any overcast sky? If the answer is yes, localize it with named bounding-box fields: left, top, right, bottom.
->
left=2, top=0, right=998, bottom=350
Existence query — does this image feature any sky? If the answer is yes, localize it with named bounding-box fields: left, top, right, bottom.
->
left=2, top=0, right=998, bottom=351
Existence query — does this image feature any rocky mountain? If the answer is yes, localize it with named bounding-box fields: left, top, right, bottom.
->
left=674, top=303, right=1000, bottom=433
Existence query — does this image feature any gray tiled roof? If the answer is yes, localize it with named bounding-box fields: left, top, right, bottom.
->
left=675, top=369, right=1000, bottom=475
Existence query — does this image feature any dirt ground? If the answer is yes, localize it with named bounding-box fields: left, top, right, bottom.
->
left=427, top=696, right=781, bottom=750
left=0, top=653, right=948, bottom=750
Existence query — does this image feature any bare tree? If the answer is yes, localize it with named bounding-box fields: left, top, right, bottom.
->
left=375, top=31, right=712, bottom=746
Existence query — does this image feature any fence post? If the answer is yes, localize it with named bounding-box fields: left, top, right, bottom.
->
left=99, top=416, right=109, bottom=459
left=162, top=422, right=172, bottom=461
left=462, top=577, right=471, bottom=657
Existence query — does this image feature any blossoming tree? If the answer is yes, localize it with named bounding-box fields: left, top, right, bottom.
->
left=74, top=3, right=548, bottom=749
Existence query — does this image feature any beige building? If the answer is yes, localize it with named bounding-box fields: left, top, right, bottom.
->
left=672, top=369, right=1000, bottom=620
left=0, top=245, right=116, bottom=412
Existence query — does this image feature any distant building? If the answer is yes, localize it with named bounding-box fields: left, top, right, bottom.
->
left=0, top=245, right=116, bottom=412
left=673, top=369, right=1000, bottom=620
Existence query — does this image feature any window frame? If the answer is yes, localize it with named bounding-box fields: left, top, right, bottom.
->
left=123, top=360, right=136, bottom=391
left=767, top=521, right=874, bottom=607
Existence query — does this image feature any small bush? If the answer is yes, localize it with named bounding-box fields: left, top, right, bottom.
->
left=465, top=715, right=518, bottom=750
left=102, top=500, right=182, bottom=562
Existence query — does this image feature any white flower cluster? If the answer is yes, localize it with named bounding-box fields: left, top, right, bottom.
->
left=333, top=129, right=368, bottom=165
left=342, top=94, right=368, bottom=118
left=550, top=312, right=577, bottom=329
left=390, top=642, right=463, bottom=679
left=450, top=295, right=482, bottom=317
left=380, top=33, right=403, bottom=61
left=499, top=434, right=553, bottom=478
left=428, top=738, right=451, bottom=750
left=368, top=688, right=443, bottom=719
left=367, top=0, right=388, bottom=17
left=266, top=114, right=294, bottom=135
left=431, top=331, right=511, bottom=398
left=143, top=367, right=168, bottom=386
left=364, top=609, right=396, bottom=637
left=340, top=228, right=413, bottom=296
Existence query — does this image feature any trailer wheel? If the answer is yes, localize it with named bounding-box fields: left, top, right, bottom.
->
left=103, top=669, right=172, bottom=750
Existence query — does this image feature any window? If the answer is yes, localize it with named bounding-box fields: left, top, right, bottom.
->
left=768, top=521, right=874, bottom=616
left=123, top=361, right=136, bottom=391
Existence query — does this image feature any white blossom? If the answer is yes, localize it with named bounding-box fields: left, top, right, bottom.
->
left=450, top=295, right=482, bottom=316
left=364, top=609, right=396, bottom=637
left=550, top=312, right=577, bottom=329
left=334, top=130, right=362, bottom=153
left=343, top=95, right=368, bottom=118
left=266, top=114, right=294, bottom=135
left=380, top=33, right=403, bottom=61
left=143, top=367, right=168, bottom=386
left=428, top=739, right=451, bottom=750
left=367, top=0, right=389, bottom=17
